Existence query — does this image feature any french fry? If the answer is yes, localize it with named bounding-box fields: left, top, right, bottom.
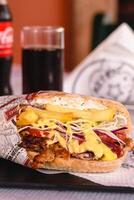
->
left=45, top=104, right=115, bottom=122
left=85, top=109, right=115, bottom=122
left=16, top=107, right=39, bottom=126
left=33, top=108, right=73, bottom=122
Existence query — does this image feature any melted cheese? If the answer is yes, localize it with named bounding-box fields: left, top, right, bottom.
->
left=47, top=128, right=117, bottom=161
left=101, top=144, right=117, bottom=161
left=55, top=132, right=67, bottom=149
left=67, top=130, right=117, bottom=160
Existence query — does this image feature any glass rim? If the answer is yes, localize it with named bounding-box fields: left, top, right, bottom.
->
left=22, top=26, right=64, bottom=33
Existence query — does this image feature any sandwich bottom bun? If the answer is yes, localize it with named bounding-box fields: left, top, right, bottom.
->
left=42, top=154, right=127, bottom=173
left=19, top=91, right=133, bottom=172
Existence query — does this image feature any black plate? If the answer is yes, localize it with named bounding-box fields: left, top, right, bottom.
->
left=0, top=158, right=134, bottom=193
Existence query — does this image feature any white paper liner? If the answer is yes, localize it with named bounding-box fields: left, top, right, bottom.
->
left=70, top=152, right=134, bottom=187
left=37, top=169, right=64, bottom=174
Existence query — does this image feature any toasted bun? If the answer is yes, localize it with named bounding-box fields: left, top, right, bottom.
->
left=29, top=91, right=133, bottom=172
left=44, top=155, right=126, bottom=173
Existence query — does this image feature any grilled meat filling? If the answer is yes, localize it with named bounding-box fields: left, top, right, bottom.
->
left=19, top=131, right=97, bottom=168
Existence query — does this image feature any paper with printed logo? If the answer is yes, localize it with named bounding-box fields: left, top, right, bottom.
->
left=64, top=23, right=134, bottom=105
left=0, top=95, right=29, bottom=165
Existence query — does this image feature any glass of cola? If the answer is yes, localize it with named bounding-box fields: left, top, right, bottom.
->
left=21, top=26, right=64, bottom=94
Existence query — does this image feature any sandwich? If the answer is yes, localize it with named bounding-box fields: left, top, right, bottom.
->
left=16, top=91, right=133, bottom=172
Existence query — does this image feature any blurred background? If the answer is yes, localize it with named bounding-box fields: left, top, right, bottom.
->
left=8, top=0, right=134, bottom=71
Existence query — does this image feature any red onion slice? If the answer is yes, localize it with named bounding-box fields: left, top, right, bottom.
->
left=55, top=128, right=85, bottom=141
left=112, top=127, right=127, bottom=134
left=72, top=133, right=85, bottom=141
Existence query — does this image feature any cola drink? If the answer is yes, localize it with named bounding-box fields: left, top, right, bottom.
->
left=0, top=0, right=13, bottom=95
left=22, top=47, right=63, bottom=93
left=22, top=26, right=64, bottom=94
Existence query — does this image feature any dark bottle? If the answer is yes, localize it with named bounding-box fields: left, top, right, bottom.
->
left=0, top=0, right=13, bottom=95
